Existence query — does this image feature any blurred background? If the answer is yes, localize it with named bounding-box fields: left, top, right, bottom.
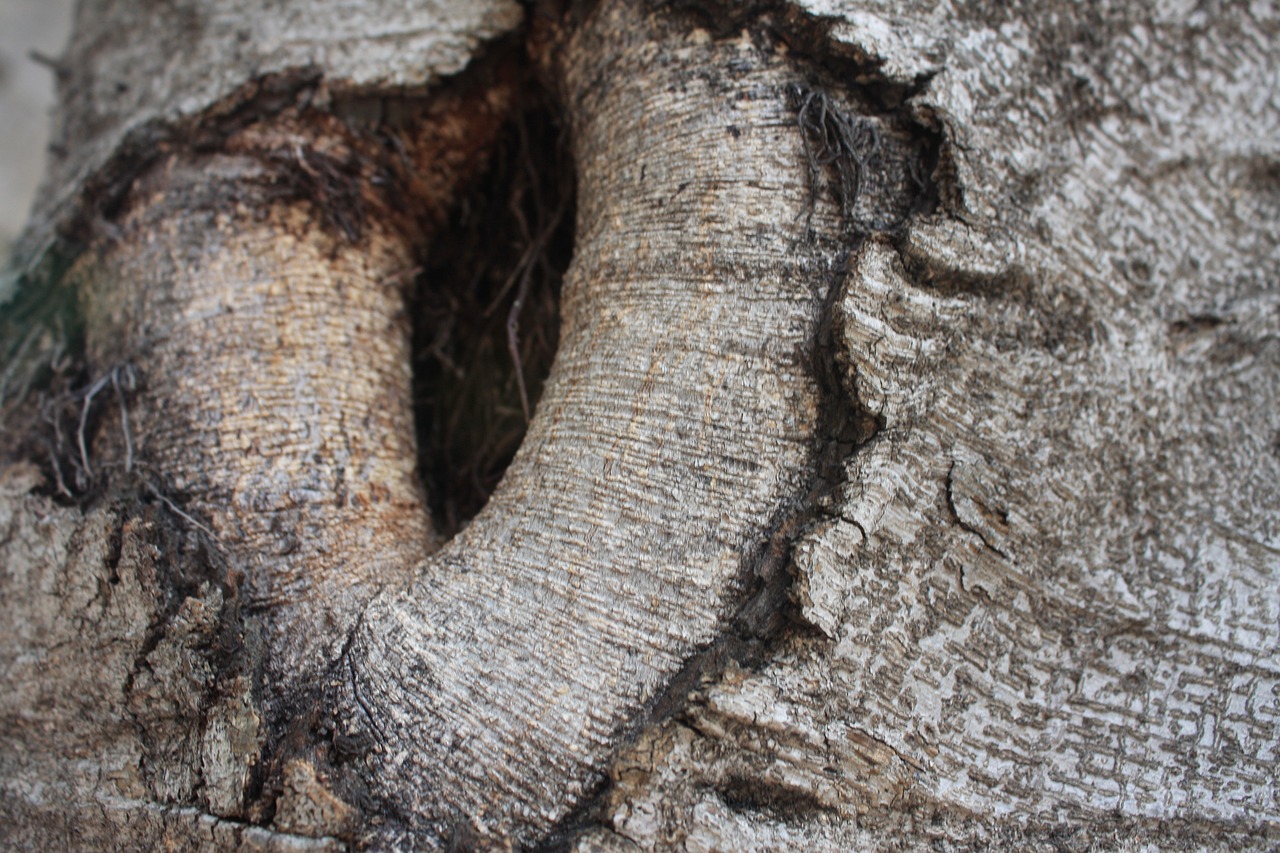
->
left=0, top=0, right=74, bottom=267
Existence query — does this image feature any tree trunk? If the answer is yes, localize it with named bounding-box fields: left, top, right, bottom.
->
left=1, top=0, right=1276, bottom=850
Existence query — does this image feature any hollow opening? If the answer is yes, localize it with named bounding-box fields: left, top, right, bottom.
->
left=411, top=94, right=575, bottom=537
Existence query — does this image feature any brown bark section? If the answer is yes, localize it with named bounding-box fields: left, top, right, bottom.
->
left=72, top=88, right=515, bottom=689
left=0, top=0, right=933, bottom=845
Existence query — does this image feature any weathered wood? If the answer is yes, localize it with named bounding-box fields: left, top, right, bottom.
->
left=335, top=2, right=927, bottom=843
left=1, top=0, right=1276, bottom=849
left=585, top=1, right=1280, bottom=849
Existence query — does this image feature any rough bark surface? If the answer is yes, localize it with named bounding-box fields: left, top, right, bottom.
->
left=0, top=0, right=522, bottom=303
left=582, top=1, right=1280, bottom=850
left=335, top=3, right=923, bottom=844
left=73, top=85, right=517, bottom=693
left=1, top=0, right=1277, bottom=851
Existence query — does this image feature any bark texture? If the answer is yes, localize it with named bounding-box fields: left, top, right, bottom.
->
left=0, top=0, right=522, bottom=303
left=74, top=88, right=516, bottom=692
left=1, top=0, right=1277, bottom=850
left=336, top=3, right=922, bottom=844
left=582, top=1, right=1280, bottom=850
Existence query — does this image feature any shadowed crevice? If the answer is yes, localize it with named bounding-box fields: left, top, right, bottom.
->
left=412, top=96, right=575, bottom=537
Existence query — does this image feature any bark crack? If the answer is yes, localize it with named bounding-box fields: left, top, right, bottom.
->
left=944, top=462, right=1012, bottom=563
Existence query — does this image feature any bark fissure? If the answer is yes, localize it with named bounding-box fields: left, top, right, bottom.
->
left=412, top=96, right=573, bottom=536
left=944, top=462, right=1013, bottom=564
left=4, top=0, right=1277, bottom=848
left=327, top=3, right=942, bottom=847
left=550, top=26, right=942, bottom=846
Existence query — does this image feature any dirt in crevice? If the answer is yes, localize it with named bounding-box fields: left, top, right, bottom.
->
left=411, top=93, right=574, bottom=537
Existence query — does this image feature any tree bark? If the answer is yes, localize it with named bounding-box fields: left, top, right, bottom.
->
left=1, top=0, right=1277, bottom=850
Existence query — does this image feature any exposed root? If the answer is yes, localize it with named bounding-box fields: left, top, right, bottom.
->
left=793, top=84, right=883, bottom=230
left=143, top=481, right=224, bottom=549
left=791, top=83, right=932, bottom=235
left=16, top=359, right=140, bottom=500
left=76, top=362, right=137, bottom=485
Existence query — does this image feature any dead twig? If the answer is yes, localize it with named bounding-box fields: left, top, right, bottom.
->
left=45, top=443, right=73, bottom=499
left=485, top=118, right=571, bottom=424
left=793, top=85, right=883, bottom=233
left=144, top=481, right=225, bottom=549
left=70, top=362, right=138, bottom=489
left=111, top=364, right=137, bottom=473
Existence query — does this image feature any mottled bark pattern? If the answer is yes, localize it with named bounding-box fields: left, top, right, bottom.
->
left=584, top=1, right=1280, bottom=850
left=1, top=0, right=1277, bottom=850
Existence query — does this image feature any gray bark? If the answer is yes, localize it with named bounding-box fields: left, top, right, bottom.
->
left=1, top=0, right=1276, bottom=850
